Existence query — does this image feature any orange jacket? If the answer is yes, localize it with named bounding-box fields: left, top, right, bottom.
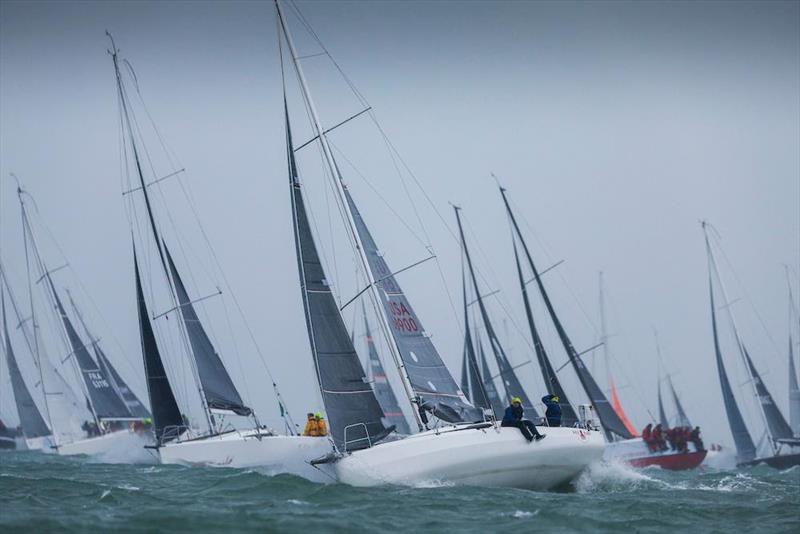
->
left=303, top=419, right=320, bottom=437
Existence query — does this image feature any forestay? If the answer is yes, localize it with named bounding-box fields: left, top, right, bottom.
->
left=346, top=190, right=481, bottom=424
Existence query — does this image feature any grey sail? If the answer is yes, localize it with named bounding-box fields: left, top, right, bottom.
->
left=742, top=346, right=793, bottom=441
left=708, top=279, right=756, bottom=463
left=460, top=341, right=470, bottom=401
left=477, top=335, right=506, bottom=416
left=511, top=236, right=579, bottom=426
left=790, top=336, right=800, bottom=436
left=657, top=380, right=669, bottom=428
left=135, top=253, right=183, bottom=442
left=363, top=308, right=411, bottom=435
left=1, top=289, right=50, bottom=438
left=344, top=190, right=481, bottom=424
left=454, top=206, right=538, bottom=417
left=95, top=344, right=151, bottom=419
left=164, top=245, right=251, bottom=417
left=499, top=187, right=630, bottom=440
left=287, top=107, right=391, bottom=451
left=45, top=276, right=130, bottom=420
left=461, top=274, right=492, bottom=412
left=668, top=377, right=692, bottom=428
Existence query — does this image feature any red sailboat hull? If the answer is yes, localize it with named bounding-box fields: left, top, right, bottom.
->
left=627, top=450, right=707, bottom=470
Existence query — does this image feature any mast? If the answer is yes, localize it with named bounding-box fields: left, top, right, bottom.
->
left=274, top=0, right=422, bottom=430
left=108, top=34, right=213, bottom=433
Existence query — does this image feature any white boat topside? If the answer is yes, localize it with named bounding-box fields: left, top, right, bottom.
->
left=334, top=423, right=604, bottom=491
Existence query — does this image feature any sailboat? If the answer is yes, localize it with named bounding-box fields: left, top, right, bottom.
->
left=498, top=184, right=705, bottom=470
left=11, top=184, right=150, bottom=457
left=785, top=272, right=800, bottom=438
left=105, top=35, right=332, bottom=478
left=703, top=222, right=800, bottom=469
left=1, top=272, right=53, bottom=451
left=277, top=0, right=603, bottom=490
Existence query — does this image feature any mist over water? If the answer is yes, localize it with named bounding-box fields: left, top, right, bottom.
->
left=1, top=450, right=798, bottom=533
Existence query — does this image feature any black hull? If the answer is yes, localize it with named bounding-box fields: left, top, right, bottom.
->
left=738, top=452, right=800, bottom=470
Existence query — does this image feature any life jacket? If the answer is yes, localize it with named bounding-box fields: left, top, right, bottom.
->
left=303, top=419, right=320, bottom=437
left=316, top=419, right=328, bottom=437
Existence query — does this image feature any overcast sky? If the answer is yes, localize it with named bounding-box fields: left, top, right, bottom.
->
left=1, top=0, right=798, bottom=450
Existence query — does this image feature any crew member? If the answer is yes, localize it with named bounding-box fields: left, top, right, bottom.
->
left=303, top=412, right=319, bottom=437
left=642, top=423, right=656, bottom=452
left=652, top=424, right=668, bottom=451
left=314, top=412, right=328, bottom=437
left=501, top=396, right=545, bottom=442
left=690, top=426, right=704, bottom=452
left=541, top=394, right=562, bottom=427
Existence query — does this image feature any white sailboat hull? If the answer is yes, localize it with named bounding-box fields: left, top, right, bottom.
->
left=334, top=423, right=604, bottom=490
left=56, top=429, right=152, bottom=457
left=157, top=429, right=334, bottom=483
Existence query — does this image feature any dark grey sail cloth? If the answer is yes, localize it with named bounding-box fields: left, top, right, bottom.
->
left=363, top=310, right=411, bottom=435
left=511, top=237, right=579, bottom=426
left=461, top=274, right=492, bottom=412
left=453, top=207, right=538, bottom=417
left=164, top=245, right=251, bottom=417
left=2, top=291, right=50, bottom=438
left=708, top=280, right=756, bottom=462
left=45, top=276, right=131, bottom=420
left=344, top=190, right=481, bottom=424
left=477, top=337, right=507, bottom=416
left=657, top=381, right=669, bottom=428
left=742, top=346, right=794, bottom=441
left=790, top=337, right=800, bottom=435
left=135, top=254, right=183, bottom=442
left=498, top=187, right=630, bottom=440
left=287, top=110, right=391, bottom=451
left=95, top=344, right=151, bottom=419
left=668, top=377, right=692, bottom=428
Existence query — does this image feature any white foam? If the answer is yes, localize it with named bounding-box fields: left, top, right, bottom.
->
left=512, top=510, right=539, bottom=518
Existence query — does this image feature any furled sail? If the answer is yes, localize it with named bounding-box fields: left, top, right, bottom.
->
left=135, top=254, right=183, bottom=442
left=45, top=276, right=130, bottom=420
left=1, top=289, right=50, bottom=438
left=708, top=279, right=756, bottom=463
left=454, top=206, right=538, bottom=417
left=461, top=274, right=492, bottom=412
left=363, top=307, right=411, bottom=435
left=164, top=246, right=251, bottom=417
left=668, top=376, right=692, bottom=428
left=499, top=187, right=630, bottom=440
left=790, top=337, right=800, bottom=436
left=345, top=191, right=481, bottom=424
left=511, top=236, right=579, bottom=426
left=477, top=337, right=506, bottom=416
left=287, top=108, right=391, bottom=451
left=742, top=346, right=793, bottom=442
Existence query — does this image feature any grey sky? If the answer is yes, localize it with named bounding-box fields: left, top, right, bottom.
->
left=1, top=1, right=798, bottom=448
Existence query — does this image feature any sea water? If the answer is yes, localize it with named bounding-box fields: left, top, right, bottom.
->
left=1, top=450, right=797, bottom=532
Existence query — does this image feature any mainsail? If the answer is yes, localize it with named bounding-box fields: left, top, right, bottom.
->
left=345, top=191, right=480, bottom=424
left=742, top=346, right=793, bottom=442
left=668, top=376, right=692, bottom=428
left=454, top=206, right=538, bottom=417
left=45, top=275, right=130, bottom=420
left=790, top=337, right=800, bottom=436
left=1, top=287, right=50, bottom=438
left=164, top=246, right=251, bottom=417
left=135, top=254, right=183, bottom=442
left=362, top=307, right=411, bottom=435
left=708, top=278, right=756, bottom=462
left=95, top=344, right=151, bottom=420
left=499, top=187, right=630, bottom=440
left=287, top=108, right=390, bottom=451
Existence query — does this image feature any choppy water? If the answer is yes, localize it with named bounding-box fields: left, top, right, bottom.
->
left=1, top=450, right=798, bottom=533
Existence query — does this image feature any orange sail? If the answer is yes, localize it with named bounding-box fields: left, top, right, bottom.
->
left=610, top=379, right=639, bottom=437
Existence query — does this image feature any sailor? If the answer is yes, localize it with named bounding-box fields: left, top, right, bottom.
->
left=501, top=396, right=545, bottom=442
left=642, top=423, right=656, bottom=452
left=541, top=394, right=562, bottom=427
left=303, top=412, right=319, bottom=437
left=314, top=412, right=328, bottom=437
left=652, top=424, right=668, bottom=451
